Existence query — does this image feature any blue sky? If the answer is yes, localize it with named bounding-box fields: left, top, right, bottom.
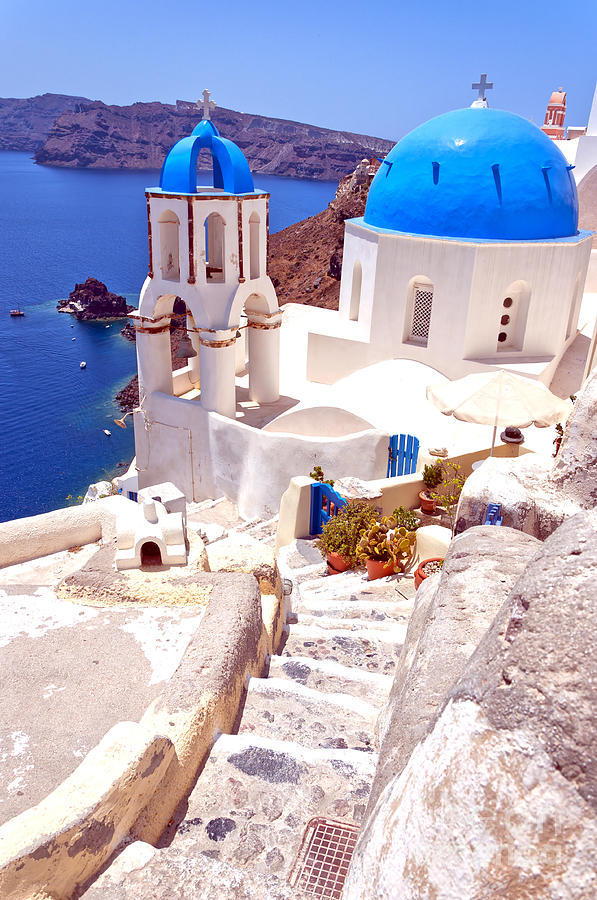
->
left=2, top=0, right=596, bottom=140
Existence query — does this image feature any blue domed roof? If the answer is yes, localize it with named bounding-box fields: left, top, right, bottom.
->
left=159, top=119, right=254, bottom=195
left=364, top=108, right=579, bottom=241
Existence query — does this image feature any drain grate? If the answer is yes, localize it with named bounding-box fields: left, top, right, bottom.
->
left=289, top=817, right=359, bottom=898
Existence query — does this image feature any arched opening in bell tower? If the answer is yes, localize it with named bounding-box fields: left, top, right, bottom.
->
left=205, top=212, right=225, bottom=282
left=249, top=212, right=261, bottom=279
left=158, top=210, right=180, bottom=281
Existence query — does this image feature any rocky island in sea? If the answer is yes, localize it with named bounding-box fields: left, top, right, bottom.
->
left=57, top=277, right=134, bottom=320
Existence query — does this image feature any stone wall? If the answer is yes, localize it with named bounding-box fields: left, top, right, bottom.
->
left=344, top=509, right=597, bottom=898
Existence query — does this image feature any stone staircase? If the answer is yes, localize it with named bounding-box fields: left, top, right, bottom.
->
left=84, top=528, right=416, bottom=899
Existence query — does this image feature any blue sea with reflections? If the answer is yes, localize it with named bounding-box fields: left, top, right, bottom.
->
left=0, top=151, right=336, bottom=523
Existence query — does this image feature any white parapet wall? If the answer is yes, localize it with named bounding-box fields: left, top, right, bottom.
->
left=133, top=391, right=390, bottom=521
left=0, top=496, right=138, bottom=569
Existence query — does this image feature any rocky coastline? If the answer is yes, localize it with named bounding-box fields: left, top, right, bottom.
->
left=116, top=318, right=188, bottom=413
left=57, top=277, right=134, bottom=321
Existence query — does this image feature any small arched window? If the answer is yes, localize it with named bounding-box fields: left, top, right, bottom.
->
left=249, top=212, right=260, bottom=280
left=497, top=281, right=530, bottom=352
left=349, top=261, right=362, bottom=321
left=158, top=210, right=180, bottom=281
left=204, top=212, right=225, bottom=283
left=405, top=277, right=434, bottom=346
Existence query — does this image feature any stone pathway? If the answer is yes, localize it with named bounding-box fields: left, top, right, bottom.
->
left=84, top=530, right=416, bottom=898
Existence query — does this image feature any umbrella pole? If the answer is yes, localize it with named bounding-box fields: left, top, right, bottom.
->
left=490, top=373, right=503, bottom=457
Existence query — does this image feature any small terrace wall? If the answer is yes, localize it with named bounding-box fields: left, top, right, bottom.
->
left=275, top=442, right=527, bottom=550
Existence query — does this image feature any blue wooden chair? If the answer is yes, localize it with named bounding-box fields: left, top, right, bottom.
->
left=484, top=503, right=503, bottom=526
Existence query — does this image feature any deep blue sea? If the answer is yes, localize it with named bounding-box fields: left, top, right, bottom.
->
left=0, top=152, right=336, bottom=523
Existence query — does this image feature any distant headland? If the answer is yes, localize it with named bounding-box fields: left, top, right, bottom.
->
left=0, top=93, right=394, bottom=182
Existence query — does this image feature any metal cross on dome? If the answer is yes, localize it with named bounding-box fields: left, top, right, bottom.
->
left=472, top=73, right=493, bottom=101
left=198, top=89, right=216, bottom=121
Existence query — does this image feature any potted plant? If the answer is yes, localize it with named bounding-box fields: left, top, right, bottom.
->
left=315, top=501, right=377, bottom=574
left=357, top=517, right=417, bottom=580
left=392, top=505, right=421, bottom=532
left=419, top=462, right=443, bottom=514
left=431, top=460, right=467, bottom=535
left=415, top=557, right=444, bottom=590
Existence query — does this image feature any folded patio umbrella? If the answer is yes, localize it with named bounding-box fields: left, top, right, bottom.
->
left=426, top=370, right=571, bottom=454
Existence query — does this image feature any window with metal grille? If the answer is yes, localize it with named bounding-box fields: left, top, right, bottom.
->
left=410, top=285, right=433, bottom=344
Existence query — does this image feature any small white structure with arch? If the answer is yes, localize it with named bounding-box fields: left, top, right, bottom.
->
left=115, top=496, right=186, bottom=570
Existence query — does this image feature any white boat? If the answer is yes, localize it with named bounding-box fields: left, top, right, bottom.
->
left=80, top=361, right=86, bottom=369
left=103, top=429, right=111, bottom=436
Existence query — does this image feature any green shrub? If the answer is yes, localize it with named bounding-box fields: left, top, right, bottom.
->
left=422, top=462, right=443, bottom=490
left=392, top=505, right=421, bottom=531
left=431, top=460, right=467, bottom=534
left=309, top=465, right=334, bottom=487
left=315, top=501, right=377, bottom=566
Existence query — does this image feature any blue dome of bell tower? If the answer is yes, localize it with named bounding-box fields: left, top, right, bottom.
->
left=364, top=107, right=579, bottom=241
left=159, top=118, right=254, bottom=195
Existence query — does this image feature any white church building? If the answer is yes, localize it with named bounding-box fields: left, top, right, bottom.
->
left=121, top=86, right=594, bottom=518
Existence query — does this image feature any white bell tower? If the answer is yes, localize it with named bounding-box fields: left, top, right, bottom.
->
left=134, top=92, right=282, bottom=419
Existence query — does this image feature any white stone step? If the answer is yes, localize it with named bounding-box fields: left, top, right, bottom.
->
left=267, top=655, right=393, bottom=707
left=83, top=840, right=294, bottom=899
left=238, top=676, right=378, bottom=751
left=162, top=733, right=376, bottom=881
left=277, top=539, right=327, bottom=573
left=291, top=596, right=413, bottom=624
left=298, top=568, right=416, bottom=604
left=289, top=611, right=408, bottom=632
left=280, top=622, right=405, bottom=676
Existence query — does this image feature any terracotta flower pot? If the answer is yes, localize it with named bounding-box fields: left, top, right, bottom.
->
left=419, top=490, right=437, bottom=514
left=327, top=552, right=352, bottom=575
left=415, top=557, right=444, bottom=590
left=366, top=558, right=399, bottom=580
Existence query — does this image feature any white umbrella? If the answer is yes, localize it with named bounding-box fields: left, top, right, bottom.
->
left=426, top=370, right=571, bottom=454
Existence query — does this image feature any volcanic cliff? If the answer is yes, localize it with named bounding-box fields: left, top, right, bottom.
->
left=0, top=93, right=91, bottom=152
left=33, top=99, right=392, bottom=181
left=268, top=157, right=380, bottom=309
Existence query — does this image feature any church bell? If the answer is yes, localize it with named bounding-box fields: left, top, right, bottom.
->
left=176, top=333, right=198, bottom=359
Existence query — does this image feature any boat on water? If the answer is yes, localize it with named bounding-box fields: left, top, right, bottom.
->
left=103, top=429, right=111, bottom=436
left=80, top=361, right=87, bottom=369
left=9, top=309, right=24, bottom=317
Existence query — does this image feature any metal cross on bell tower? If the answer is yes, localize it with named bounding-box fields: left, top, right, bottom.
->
left=198, top=89, right=216, bottom=121
left=471, top=73, right=494, bottom=106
